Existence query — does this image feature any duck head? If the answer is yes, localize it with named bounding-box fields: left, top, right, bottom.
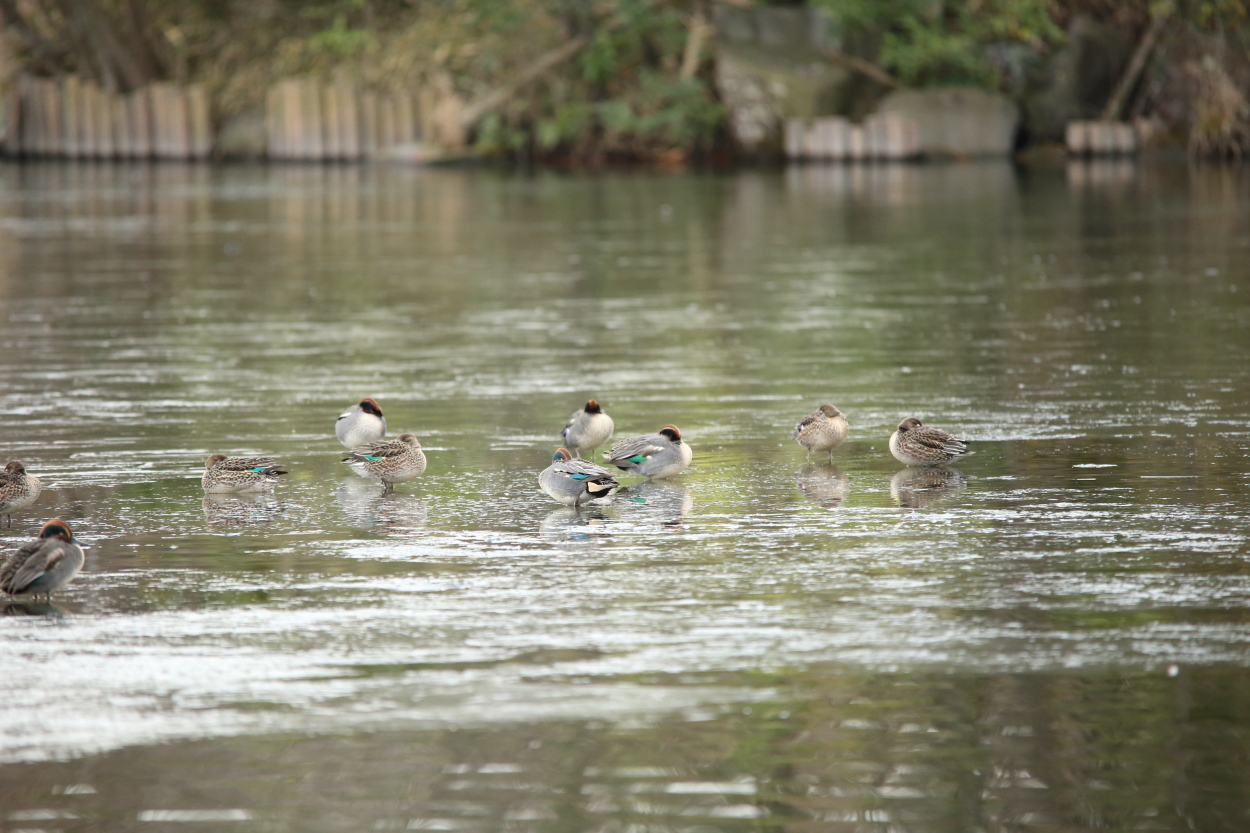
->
left=896, top=417, right=923, bottom=433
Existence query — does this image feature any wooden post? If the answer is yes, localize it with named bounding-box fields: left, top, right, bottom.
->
left=111, top=91, right=130, bottom=157
left=41, top=78, right=62, bottom=156
left=322, top=82, right=342, bottom=159
left=334, top=81, right=360, bottom=159
left=128, top=89, right=152, bottom=158
left=299, top=78, right=323, bottom=159
left=94, top=83, right=115, bottom=157
left=188, top=84, right=210, bottom=159
left=62, top=76, right=82, bottom=158
left=359, top=90, right=378, bottom=158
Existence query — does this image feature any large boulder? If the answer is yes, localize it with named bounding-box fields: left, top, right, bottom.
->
left=714, top=4, right=876, bottom=154
left=873, top=87, right=1019, bottom=157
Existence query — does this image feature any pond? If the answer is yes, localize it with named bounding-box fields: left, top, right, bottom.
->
left=1, top=158, right=1249, bottom=831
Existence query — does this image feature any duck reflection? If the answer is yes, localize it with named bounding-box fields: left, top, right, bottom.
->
left=2, top=599, right=67, bottom=617
left=795, top=464, right=851, bottom=509
left=539, top=507, right=614, bottom=541
left=336, top=477, right=427, bottom=529
left=202, top=492, right=283, bottom=526
left=890, top=466, right=968, bottom=509
left=616, top=480, right=693, bottom=527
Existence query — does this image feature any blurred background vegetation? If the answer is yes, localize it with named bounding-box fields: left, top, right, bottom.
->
left=0, top=0, right=1247, bottom=160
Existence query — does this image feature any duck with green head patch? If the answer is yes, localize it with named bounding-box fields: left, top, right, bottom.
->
left=343, top=433, right=426, bottom=493
left=539, top=448, right=620, bottom=507
left=1, top=518, right=86, bottom=600
left=202, top=454, right=289, bottom=493
left=603, top=424, right=692, bottom=480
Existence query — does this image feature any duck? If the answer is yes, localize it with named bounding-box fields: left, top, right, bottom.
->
left=336, top=398, right=387, bottom=449
left=603, top=425, right=692, bottom=479
left=889, top=417, right=974, bottom=466
left=201, top=454, right=289, bottom=493
left=539, top=448, right=620, bottom=507
left=792, top=404, right=849, bottom=461
left=0, top=518, right=86, bottom=600
left=0, top=461, right=42, bottom=527
left=561, top=399, right=614, bottom=458
left=342, top=433, right=426, bottom=493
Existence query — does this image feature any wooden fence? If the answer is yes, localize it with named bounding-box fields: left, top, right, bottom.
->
left=0, top=75, right=438, bottom=161
left=784, top=115, right=920, bottom=162
left=264, top=78, right=434, bottom=161
left=2, top=76, right=210, bottom=159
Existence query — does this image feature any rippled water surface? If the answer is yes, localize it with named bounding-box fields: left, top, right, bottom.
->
left=2, top=160, right=1249, bottom=831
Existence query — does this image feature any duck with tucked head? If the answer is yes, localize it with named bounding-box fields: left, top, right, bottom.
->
left=0, top=461, right=42, bottom=527
left=1, top=519, right=85, bottom=600
left=603, top=425, right=692, bottom=480
left=343, top=433, right=426, bottom=493
left=889, top=417, right=974, bottom=466
left=539, top=448, right=620, bottom=507
left=792, top=404, right=849, bottom=461
left=561, top=399, right=615, bottom=459
left=336, top=398, right=387, bottom=449
left=202, top=454, right=289, bottom=493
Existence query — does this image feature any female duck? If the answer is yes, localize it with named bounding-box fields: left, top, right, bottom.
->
left=343, top=433, right=427, bottom=493
left=539, top=448, right=620, bottom=507
left=0, top=461, right=42, bottom=527
left=793, top=404, right=849, bottom=461
left=336, top=398, right=387, bottom=449
left=603, top=425, right=692, bottom=479
left=561, top=400, right=614, bottom=458
left=202, top=454, right=289, bottom=493
left=889, top=417, right=974, bottom=466
left=1, top=518, right=85, bottom=600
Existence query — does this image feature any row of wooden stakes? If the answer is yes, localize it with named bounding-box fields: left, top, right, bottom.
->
left=1, top=75, right=446, bottom=161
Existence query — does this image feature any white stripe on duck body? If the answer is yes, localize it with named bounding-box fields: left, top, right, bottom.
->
left=561, top=399, right=614, bottom=458
left=1, top=518, right=85, bottom=600
left=792, top=404, right=849, bottom=461
left=539, top=448, right=620, bottom=507
left=336, top=398, right=386, bottom=449
left=0, top=461, right=42, bottom=527
left=202, top=454, right=290, bottom=493
left=343, top=433, right=426, bottom=493
left=602, top=424, right=692, bottom=479
left=888, top=417, right=974, bottom=466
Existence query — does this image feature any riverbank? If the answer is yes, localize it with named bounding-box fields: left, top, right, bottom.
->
left=0, top=0, right=1245, bottom=164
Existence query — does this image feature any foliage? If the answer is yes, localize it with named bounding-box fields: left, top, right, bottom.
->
left=810, top=0, right=1064, bottom=88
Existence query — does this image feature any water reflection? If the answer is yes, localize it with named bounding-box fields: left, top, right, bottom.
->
left=1, top=600, right=66, bottom=618
left=202, top=492, right=283, bottom=526
left=890, top=466, right=968, bottom=509
left=335, top=478, right=427, bottom=529
left=795, top=464, right=851, bottom=508
left=616, top=480, right=693, bottom=527
left=538, top=507, right=614, bottom=542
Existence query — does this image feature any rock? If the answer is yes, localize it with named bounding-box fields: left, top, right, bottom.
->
left=713, top=4, right=856, bottom=154
left=873, top=87, right=1019, bottom=157
left=1018, top=15, right=1135, bottom=143
left=213, top=109, right=267, bottom=159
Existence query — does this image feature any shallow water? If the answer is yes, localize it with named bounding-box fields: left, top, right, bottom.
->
left=2, top=159, right=1249, bottom=831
